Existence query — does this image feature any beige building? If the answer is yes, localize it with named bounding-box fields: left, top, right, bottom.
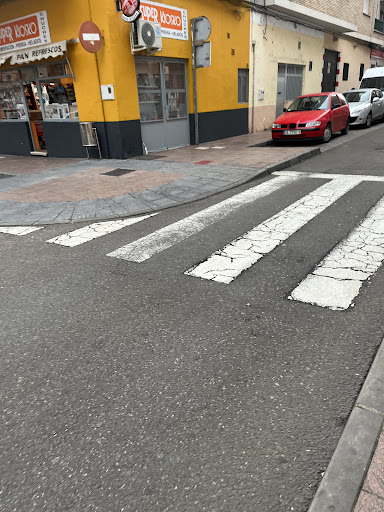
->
left=246, top=0, right=384, bottom=131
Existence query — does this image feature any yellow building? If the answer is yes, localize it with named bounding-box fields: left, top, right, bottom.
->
left=0, top=0, right=251, bottom=158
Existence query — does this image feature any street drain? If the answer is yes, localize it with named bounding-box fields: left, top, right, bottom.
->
left=102, top=168, right=137, bottom=177
left=0, top=173, right=15, bottom=179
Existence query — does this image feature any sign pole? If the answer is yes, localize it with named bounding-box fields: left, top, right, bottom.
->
left=191, top=17, right=199, bottom=146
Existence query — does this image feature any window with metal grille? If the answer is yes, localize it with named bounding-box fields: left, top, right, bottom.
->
left=342, top=63, right=350, bottom=81
left=359, top=64, right=365, bottom=81
left=238, top=69, right=249, bottom=103
left=278, top=64, right=304, bottom=102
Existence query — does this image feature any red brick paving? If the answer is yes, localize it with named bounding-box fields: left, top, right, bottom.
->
left=0, top=168, right=185, bottom=202
left=355, top=430, right=384, bottom=511
left=0, top=155, right=84, bottom=175
left=153, top=133, right=310, bottom=168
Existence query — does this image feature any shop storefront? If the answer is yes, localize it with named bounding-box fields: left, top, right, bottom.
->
left=135, top=57, right=189, bottom=152
left=0, top=60, right=78, bottom=154
left=0, top=0, right=251, bottom=159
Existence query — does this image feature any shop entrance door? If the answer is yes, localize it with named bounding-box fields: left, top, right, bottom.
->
left=21, top=67, right=46, bottom=153
left=322, top=50, right=338, bottom=92
left=135, top=58, right=190, bottom=153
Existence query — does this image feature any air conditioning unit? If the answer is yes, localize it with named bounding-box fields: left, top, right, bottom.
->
left=131, top=20, right=162, bottom=54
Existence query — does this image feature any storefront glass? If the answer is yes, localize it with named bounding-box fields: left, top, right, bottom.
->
left=136, top=61, right=163, bottom=122
left=135, top=57, right=190, bottom=152
left=0, top=82, right=26, bottom=119
left=0, top=61, right=78, bottom=153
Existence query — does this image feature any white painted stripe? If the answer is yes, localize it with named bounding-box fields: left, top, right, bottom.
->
left=194, top=147, right=210, bottom=150
left=290, top=196, right=384, bottom=310
left=107, top=175, right=304, bottom=262
left=274, top=171, right=384, bottom=182
left=46, top=214, right=157, bottom=247
left=211, top=146, right=226, bottom=149
left=185, top=177, right=362, bottom=284
left=83, top=33, right=101, bottom=41
left=0, top=226, right=43, bottom=236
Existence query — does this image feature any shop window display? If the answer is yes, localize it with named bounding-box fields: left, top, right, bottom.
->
left=136, top=61, right=163, bottom=122
left=0, top=83, right=26, bottom=120
left=40, top=78, right=78, bottom=119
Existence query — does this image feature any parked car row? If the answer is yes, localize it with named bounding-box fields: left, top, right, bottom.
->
left=271, top=86, right=384, bottom=144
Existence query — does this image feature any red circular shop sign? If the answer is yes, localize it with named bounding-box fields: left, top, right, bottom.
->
left=122, top=0, right=140, bottom=16
left=79, top=21, right=103, bottom=53
left=121, top=0, right=141, bottom=22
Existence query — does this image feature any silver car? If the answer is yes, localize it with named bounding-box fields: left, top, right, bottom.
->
left=343, top=88, right=384, bottom=127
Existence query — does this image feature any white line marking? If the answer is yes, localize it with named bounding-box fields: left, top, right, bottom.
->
left=274, top=171, right=384, bottom=182
left=290, top=196, right=384, bottom=310
left=185, top=178, right=363, bottom=284
left=107, top=175, right=303, bottom=262
left=211, top=146, right=226, bottom=149
left=0, top=226, right=43, bottom=236
left=83, top=33, right=101, bottom=41
left=46, top=214, right=157, bottom=247
left=194, top=147, right=210, bottom=150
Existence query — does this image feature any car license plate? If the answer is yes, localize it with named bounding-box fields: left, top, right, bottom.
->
left=283, top=130, right=301, bottom=135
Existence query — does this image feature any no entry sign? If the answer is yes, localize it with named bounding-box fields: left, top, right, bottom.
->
left=79, top=21, right=103, bottom=53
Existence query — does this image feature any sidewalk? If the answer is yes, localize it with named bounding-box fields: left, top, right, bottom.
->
left=355, top=427, right=384, bottom=511
left=0, top=130, right=320, bottom=226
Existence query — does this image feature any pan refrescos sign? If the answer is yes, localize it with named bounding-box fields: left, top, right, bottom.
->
left=0, top=11, right=51, bottom=54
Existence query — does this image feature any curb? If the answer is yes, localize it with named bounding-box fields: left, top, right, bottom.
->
left=308, top=338, right=384, bottom=512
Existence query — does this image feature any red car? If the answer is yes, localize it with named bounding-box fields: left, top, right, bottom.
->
left=272, top=92, right=350, bottom=143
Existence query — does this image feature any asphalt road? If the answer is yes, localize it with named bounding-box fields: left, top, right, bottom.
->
left=1, top=127, right=384, bottom=512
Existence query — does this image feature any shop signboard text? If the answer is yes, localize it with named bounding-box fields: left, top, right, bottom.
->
left=0, top=11, right=51, bottom=54
left=140, top=0, right=188, bottom=40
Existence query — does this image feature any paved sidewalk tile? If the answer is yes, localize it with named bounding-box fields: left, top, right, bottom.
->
left=354, top=429, right=384, bottom=511
left=0, top=169, right=185, bottom=202
left=354, top=490, right=384, bottom=511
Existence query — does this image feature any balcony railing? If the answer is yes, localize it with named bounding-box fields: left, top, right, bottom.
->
left=374, top=18, right=384, bottom=33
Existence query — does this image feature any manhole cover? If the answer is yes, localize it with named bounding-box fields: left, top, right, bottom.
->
left=102, top=168, right=136, bottom=177
left=0, top=173, right=14, bottom=179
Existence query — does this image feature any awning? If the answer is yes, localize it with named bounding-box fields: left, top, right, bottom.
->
left=0, top=40, right=76, bottom=67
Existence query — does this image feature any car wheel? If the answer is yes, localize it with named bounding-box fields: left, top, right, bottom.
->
left=322, top=124, right=332, bottom=143
left=341, top=119, right=349, bottom=135
left=365, top=112, right=372, bottom=128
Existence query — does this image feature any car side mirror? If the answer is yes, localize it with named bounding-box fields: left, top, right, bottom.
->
left=373, top=97, right=379, bottom=103
left=283, top=108, right=287, bottom=112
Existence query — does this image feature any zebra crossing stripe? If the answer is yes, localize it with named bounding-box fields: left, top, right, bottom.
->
left=185, top=177, right=363, bottom=284
left=290, top=196, right=384, bottom=310
left=274, top=171, right=384, bottom=182
left=106, top=174, right=303, bottom=262
left=0, top=226, right=43, bottom=236
left=46, top=214, right=158, bottom=247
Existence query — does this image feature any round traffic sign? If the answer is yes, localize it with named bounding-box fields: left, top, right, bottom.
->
left=79, top=21, right=103, bottom=53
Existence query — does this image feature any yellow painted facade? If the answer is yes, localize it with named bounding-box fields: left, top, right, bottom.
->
left=0, top=0, right=251, bottom=123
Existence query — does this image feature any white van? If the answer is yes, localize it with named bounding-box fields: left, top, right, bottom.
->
left=360, top=67, right=384, bottom=91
